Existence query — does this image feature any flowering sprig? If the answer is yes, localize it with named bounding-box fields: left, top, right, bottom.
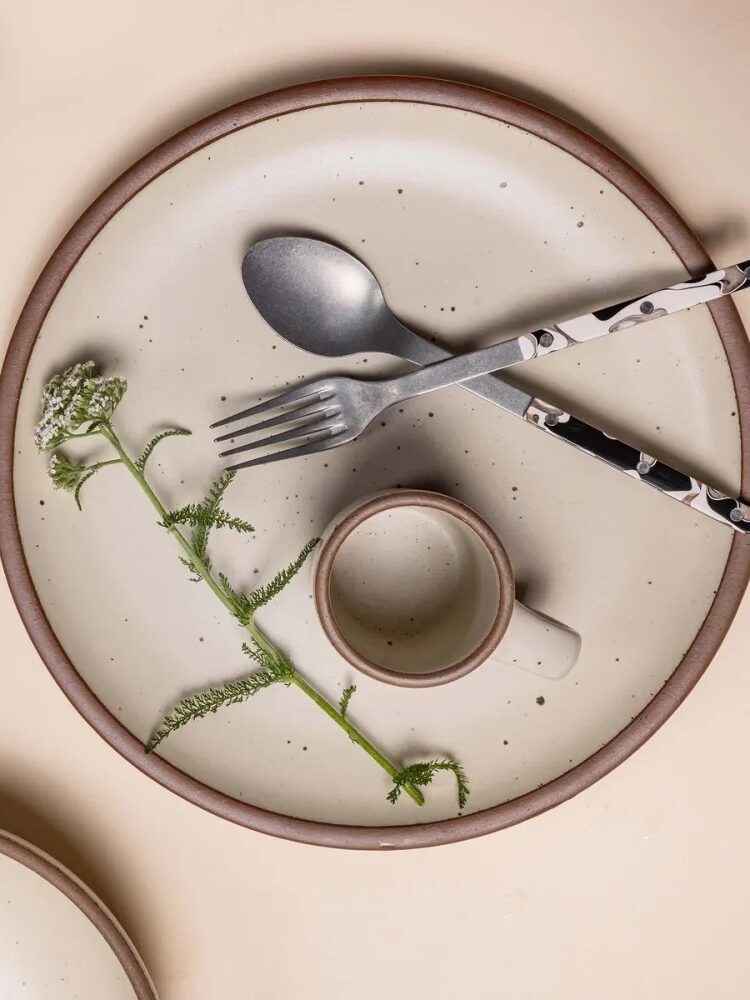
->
left=47, top=451, right=122, bottom=510
left=34, top=361, right=126, bottom=450
left=35, top=362, right=468, bottom=810
left=48, top=451, right=87, bottom=491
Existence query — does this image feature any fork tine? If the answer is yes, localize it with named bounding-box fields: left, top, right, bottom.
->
left=209, top=382, right=329, bottom=430
left=218, top=417, right=339, bottom=458
left=224, top=430, right=345, bottom=472
left=214, top=400, right=339, bottom=443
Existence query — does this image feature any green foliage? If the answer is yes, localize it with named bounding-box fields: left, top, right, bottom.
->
left=218, top=573, right=250, bottom=621
left=193, top=471, right=236, bottom=562
left=241, top=638, right=287, bottom=671
left=388, top=759, right=469, bottom=809
left=162, top=504, right=253, bottom=534
left=217, top=538, right=320, bottom=625
left=38, top=362, right=468, bottom=808
left=339, top=684, right=356, bottom=719
left=47, top=452, right=121, bottom=510
left=245, top=538, right=320, bottom=612
left=48, top=451, right=86, bottom=492
left=178, top=556, right=202, bottom=583
left=162, top=471, right=253, bottom=578
left=136, top=428, right=191, bottom=472
left=73, top=470, right=98, bottom=510
left=145, top=658, right=295, bottom=753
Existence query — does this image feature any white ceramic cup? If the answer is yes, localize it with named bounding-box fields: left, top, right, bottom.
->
left=313, top=490, right=580, bottom=688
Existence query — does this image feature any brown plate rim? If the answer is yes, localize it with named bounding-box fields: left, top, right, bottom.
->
left=2, top=75, right=749, bottom=850
left=0, top=830, right=157, bottom=998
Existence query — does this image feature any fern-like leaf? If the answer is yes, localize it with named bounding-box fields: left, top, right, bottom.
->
left=246, top=538, right=320, bottom=612
left=242, top=639, right=293, bottom=679
left=145, top=659, right=295, bottom=753
left=241, top=638, right=274, bottom=668
left=339, top=684, right=356, bottom=719
left=219, top=573, right=252, bottom=622
left=162, top=505, right=252, bottom=535
left=135, top=427, right=191, bottom=472
left=193, top=470, right=236, bottom=564
left=387, top=759, right=469, bottom=809
left=160, top=503, right=200, bottom=529
left=162, top=471, right=251, bottom=581
left=209, top=510, right=253, bottom=532
left=178, top=555, right=201, bottom=583
left=73, top=469, right=98, bottom=510
left=162, top=505, right=252, bottom=534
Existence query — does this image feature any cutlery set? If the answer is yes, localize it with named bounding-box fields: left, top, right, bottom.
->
left=214, top=236, right=750, bottom=534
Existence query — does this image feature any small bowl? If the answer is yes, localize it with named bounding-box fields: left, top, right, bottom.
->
left=314, top=490, right=517, bottom=687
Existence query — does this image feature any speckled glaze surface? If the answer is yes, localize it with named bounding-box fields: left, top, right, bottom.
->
left=3, top=80, right=750, bottom=846
left=0, top=831, right=156, bottom=999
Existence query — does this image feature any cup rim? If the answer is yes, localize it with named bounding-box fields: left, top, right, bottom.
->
left=314, top=489, right=515, bottom=687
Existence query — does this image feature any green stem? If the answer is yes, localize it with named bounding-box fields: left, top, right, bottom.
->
left=98, top=423, right=424, bottom=807
left=291, top=673, right=423, bottom=800
left=86, top=459, right=122, bottom=471
left=100, top=425, right=239, bottom=616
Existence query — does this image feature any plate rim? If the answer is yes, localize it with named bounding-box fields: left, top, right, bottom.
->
left=0, top=830, right=157, bottom=998
left=2, top=75, right=749, bottom=850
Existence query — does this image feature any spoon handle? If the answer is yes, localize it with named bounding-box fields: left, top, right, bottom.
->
left=523, top=398, right=750, bottom=532
left=400, top=341, right=750, bottom=530
left=383, top=270, right=750, bottom=531
left=397, top=339, right=750, bottom=531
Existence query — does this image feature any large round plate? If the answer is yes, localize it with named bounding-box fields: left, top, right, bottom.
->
left=0, top=831, right=156, bottom=998
left=2, top=78, right=749, bottom=848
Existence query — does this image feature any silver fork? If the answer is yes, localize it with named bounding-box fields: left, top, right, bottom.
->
left=215, top=372, right=462, bottom=467
left=213, top=260, right=750, bottom=533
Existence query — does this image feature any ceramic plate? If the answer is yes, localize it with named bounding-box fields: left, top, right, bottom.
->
left=2, top=79, right=749, bottom=848
left=0, top=830, right=156, bottom=998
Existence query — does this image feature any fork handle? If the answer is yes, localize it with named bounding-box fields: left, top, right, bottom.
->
left=524, top=398, right=750, bottom=532
left=387, top=261, right=750, bottom=403
left=393, top=324, right=533, bottom=416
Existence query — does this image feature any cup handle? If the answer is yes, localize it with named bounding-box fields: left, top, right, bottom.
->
left=488, top=602, right=581, bottom=680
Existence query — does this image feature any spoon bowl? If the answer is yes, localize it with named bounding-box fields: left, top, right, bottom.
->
left=240, top=233, right=535, bottom=407
left=242, top=237, right=406, bottom=357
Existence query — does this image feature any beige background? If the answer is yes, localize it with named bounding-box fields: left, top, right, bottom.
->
left=3, top=2, right=750, bottom=997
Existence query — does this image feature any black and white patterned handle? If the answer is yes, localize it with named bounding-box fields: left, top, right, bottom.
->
left=525, top=399, right=750, bottom=533
left=521, top=261, right=750, bottom=359
left=393, top=262, right=750, bottom=400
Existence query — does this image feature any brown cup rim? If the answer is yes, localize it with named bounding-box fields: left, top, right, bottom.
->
left=314, top=490, right=515, bottom=687
left=2, top=76, right=750, bottom=850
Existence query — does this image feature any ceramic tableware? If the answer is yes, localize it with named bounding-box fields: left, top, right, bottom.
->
left=2, top=79, right=749, bottom=848
left=313, top=489, right=581, bottom=685
left=0, top=830, right=156, bottom=999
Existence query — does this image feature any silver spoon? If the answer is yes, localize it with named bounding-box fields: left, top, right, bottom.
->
left=241, top=236, right=532, bottom=417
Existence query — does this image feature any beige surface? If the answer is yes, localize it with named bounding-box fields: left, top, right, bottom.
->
left=3, top=1, right=750, bottom=997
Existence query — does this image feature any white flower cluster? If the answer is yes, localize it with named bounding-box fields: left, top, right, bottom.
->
left=34, top=361, right=127, bottom=451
